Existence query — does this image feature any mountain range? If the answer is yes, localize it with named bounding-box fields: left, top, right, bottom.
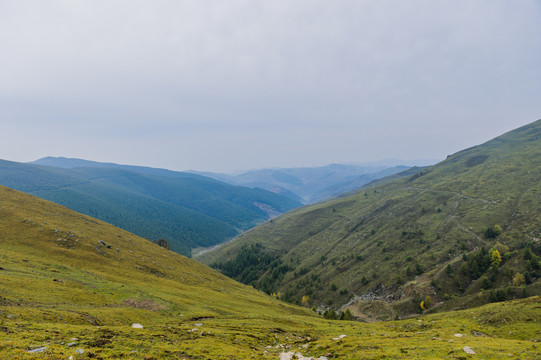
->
left=192, top=161, right=437, bottom=204
left=0, top=158, right=302, bottom=256
left=199, top=119, right=541, bottom=319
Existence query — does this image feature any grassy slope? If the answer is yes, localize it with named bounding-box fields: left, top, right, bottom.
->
left=0, top=160, right=301, bottom=256
left=1, top=185, right=540, bottom=359
left=199, top=119, right=541, bottom=314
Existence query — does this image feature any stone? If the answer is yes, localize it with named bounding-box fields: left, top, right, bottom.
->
left=75, top=349, right=85, bottom=355
left=132, top=323, right=144, bottom=329
left=27, top=347, right=47, bottom=353
left=463, top=346, right=476, bottom=354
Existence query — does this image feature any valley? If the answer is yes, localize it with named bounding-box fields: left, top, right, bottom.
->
left=200, top=119, right=541, bottom=320
left=0, top=185, right=539, bottom=359
left=1, top=123, right=540, bottom=359
left=0, top=159, right=302, bottom=256
left=2, top=2, right=539, bottom=358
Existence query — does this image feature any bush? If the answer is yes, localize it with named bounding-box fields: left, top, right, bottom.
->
left=512, top=273, right=525, bottom=287
left=485, top=225, right=502, bottom=239
left=340, top=309, right=354, bottom=320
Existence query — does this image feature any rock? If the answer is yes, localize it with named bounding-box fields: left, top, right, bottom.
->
left=463, top=346, right=476, bottom=354
left=454, top=333, right=463, bottom=337
left=75, top=349, right=84, bottom=354
left=278, top=353, right=328, bottom=360
left=70, top=338, right=79, bottom=341
left=194, top=323, right=203, bottom=326
left=27, top=347, right=47, bottom=353
left=333, top=334, right=347, bottom=340
left=132, top=323, right=144, bottom=329
left=68, top=342, right=77, bottom=347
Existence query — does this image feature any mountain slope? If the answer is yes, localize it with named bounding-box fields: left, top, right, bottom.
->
left=0, top=159, right=301, bottom=256
left=1, top=185, right=539, bottom=359
left=200, top=119, right=541, bottom=316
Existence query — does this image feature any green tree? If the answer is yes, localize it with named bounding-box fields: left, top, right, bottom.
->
left=512, top=273, right=525, bottom=287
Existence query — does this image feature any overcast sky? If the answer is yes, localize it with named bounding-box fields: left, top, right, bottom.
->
left=1, top=1, right=540, bottom=172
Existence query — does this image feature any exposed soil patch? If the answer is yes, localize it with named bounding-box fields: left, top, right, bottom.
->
left=122, top=298, right=167, bottom=311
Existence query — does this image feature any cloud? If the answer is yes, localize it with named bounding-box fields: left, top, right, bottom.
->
left=1, top=0, right=540, bottom=171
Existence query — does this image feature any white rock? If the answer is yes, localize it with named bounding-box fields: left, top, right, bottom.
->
left=194, top=323, right=203, bottom=326
left=333, top=334, right=347, bottom=340
left=132, top=323, right=144, bottom=329
left=279, top=352, right=330, bottom=360
left=75, top=349, right=84, bottom=355
left=454, top=333, right=463, bottom=337
left=279, top=352, right=294, bottom=360
left=463, top=346, right=476, bottom=354
left=27, top=347, right=47, bottom=353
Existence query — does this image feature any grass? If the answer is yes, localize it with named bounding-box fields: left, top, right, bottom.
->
left=1, top=185, right=540, bottom=359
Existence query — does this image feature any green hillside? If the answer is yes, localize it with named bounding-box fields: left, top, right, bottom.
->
left=0, top=159, right=301, bottom=256
left=1, top=185, right=540, bottom=359
left=200, top=119, right=541, bottom=318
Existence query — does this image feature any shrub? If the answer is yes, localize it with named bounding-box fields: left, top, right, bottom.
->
left=512, top=273, right=525, bottom=287
left=485, top=225, right=502, bottom=239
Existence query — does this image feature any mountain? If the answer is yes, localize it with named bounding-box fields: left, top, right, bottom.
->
left=1, top=185, right=539, bottom=358
left=199, top=119, right=541, bottom=318
left=0, top=158, right=301, bottom=256
left=193, top=163, right=420, bottom=204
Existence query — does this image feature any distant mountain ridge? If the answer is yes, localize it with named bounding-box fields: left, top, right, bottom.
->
left=192, top=161, right=434, bottom=204
left=199, top=119, right=541, bottom=318
left=0, top=158, right=301, bottom=256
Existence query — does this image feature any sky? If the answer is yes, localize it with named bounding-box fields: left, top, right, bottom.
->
left=1, top=0, right=540, bottom=173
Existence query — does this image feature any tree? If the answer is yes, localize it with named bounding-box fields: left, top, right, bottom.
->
left=485, top=225, right=502, bottom=239
left=301, top=295, right=310, bottom=307
left=423, top=295, right=433, bottom=309
left=446, top=264, right=454, bottom=277
left=512, top=273, right=525, bottom=287
left=490, top=249, right=502, bottom=268
left=153, top=238, right=171, bottom=250
left=340, top=309, right=353, bottom=320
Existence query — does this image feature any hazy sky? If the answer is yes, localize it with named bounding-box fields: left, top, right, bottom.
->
left=1, top=1, right=540, bottom=172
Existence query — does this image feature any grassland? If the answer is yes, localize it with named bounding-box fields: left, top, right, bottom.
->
left=1, top=185, right=540, bottom=359
left=198, top=120, right=541, bottom=315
